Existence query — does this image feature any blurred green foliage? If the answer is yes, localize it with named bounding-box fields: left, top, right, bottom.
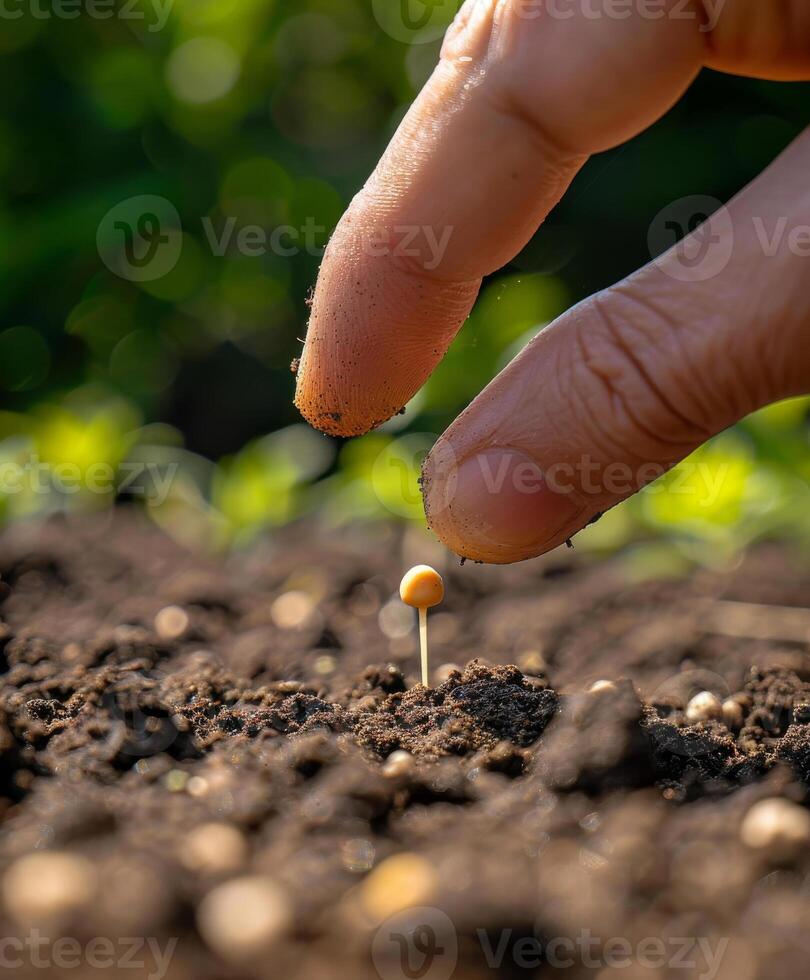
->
left=0, top=0, right=808, bottom=558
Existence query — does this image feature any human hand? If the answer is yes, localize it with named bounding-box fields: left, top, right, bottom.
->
left=294, top=0, right=810, bottom=563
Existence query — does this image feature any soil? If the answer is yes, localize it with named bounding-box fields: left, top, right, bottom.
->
left=1, top=513, right=810, bottom=979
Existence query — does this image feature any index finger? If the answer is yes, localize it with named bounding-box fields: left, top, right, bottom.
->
left=294, top=0, right=703, bottom=436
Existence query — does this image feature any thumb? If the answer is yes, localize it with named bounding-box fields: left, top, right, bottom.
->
left=422, top=129, right=810, bottom=564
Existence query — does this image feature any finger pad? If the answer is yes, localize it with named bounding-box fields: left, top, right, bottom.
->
left=295, top=252, right=479, bottom=436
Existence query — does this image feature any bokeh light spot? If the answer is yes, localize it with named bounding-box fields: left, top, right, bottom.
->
left=166, top=38, right=241, bottom=105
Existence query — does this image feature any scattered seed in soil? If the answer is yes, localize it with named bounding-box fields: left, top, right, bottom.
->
left=740, top=797, right=810, bottom=858
left=685, top=690, right=723, bottom=724
left=2, top=519, right=810, bottom=980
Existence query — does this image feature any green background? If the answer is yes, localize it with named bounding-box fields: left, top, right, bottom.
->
left=0, top=0, right=808, bottom=563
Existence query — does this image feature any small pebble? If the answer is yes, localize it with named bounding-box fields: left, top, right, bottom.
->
left=740, top=798, right=810, bottom=858
left=197, top=876, right=290, bottom=960
left=360, top=853, right=437, bottom=921
left=685, top=691, right=723, bottom=724
left=181, top=823, right=248, bottom=874
left=2, top=851, right=96, bottom=924
left=722, top=698, right=745, bottom=729
left=155, top=605, right=189, bottom=641
left=382, top=750, right=414, bottom=779
left=518, top=650, right=546, bottom=676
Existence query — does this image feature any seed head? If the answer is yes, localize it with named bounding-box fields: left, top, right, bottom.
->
left=721, top=698, right=745, bottom=730
left=399, top=565, right=444, bottom=609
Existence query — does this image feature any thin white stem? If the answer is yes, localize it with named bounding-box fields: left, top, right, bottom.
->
left=418, top=607, right=429, bottom=687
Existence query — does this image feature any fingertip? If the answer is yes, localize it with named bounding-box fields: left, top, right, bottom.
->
left=292, top=279, right=412, bottom=438
left=422, top=443, right=587, bottom=564
left=294, top=240, right=479, bottom=438
left=293, top=334, right=424, bottom=438
left=293, top=376, right=381, bottom=438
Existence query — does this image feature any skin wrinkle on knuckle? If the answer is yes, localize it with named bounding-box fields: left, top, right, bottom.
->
left=705, top=0, right=794, bottom=56
left=476, top=53, right=589, bottom=169
left=569, top=299, right=704, bottom=467
left=568, top=325, right=650, bottom=466
left=521, top=333, right=604, bottom=511
left=481, top=0, right=705, bottom=153
left=439, top=0, right=590, bottom=167
left=641, top=273, right=791, bottom=422
left=701, top=0, right=810, bottom=76
left=592, top=290, right=718, bottom=443
left=599, top=285, right=716, bottom=439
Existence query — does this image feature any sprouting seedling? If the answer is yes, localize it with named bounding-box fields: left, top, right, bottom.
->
left=399, top=565, right=445, bottom=687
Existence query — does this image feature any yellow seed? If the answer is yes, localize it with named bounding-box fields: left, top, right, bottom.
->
left=685, top=691, right=722, bottom=724
left=360, top=853, right=437, bottom=921
left=399, top=566, right=444, bottom=609
left=740, top=798, right=810, bottom=856
left=382, top=750, right=414, bottom=779
left=722, top=698, right=744, bottom=729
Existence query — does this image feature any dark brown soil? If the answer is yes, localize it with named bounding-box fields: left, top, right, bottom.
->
left=1, top=514, right=810, bottom=979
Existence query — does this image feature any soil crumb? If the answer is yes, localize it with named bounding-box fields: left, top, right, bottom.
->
left=0, top=515, right=809, bottom=979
